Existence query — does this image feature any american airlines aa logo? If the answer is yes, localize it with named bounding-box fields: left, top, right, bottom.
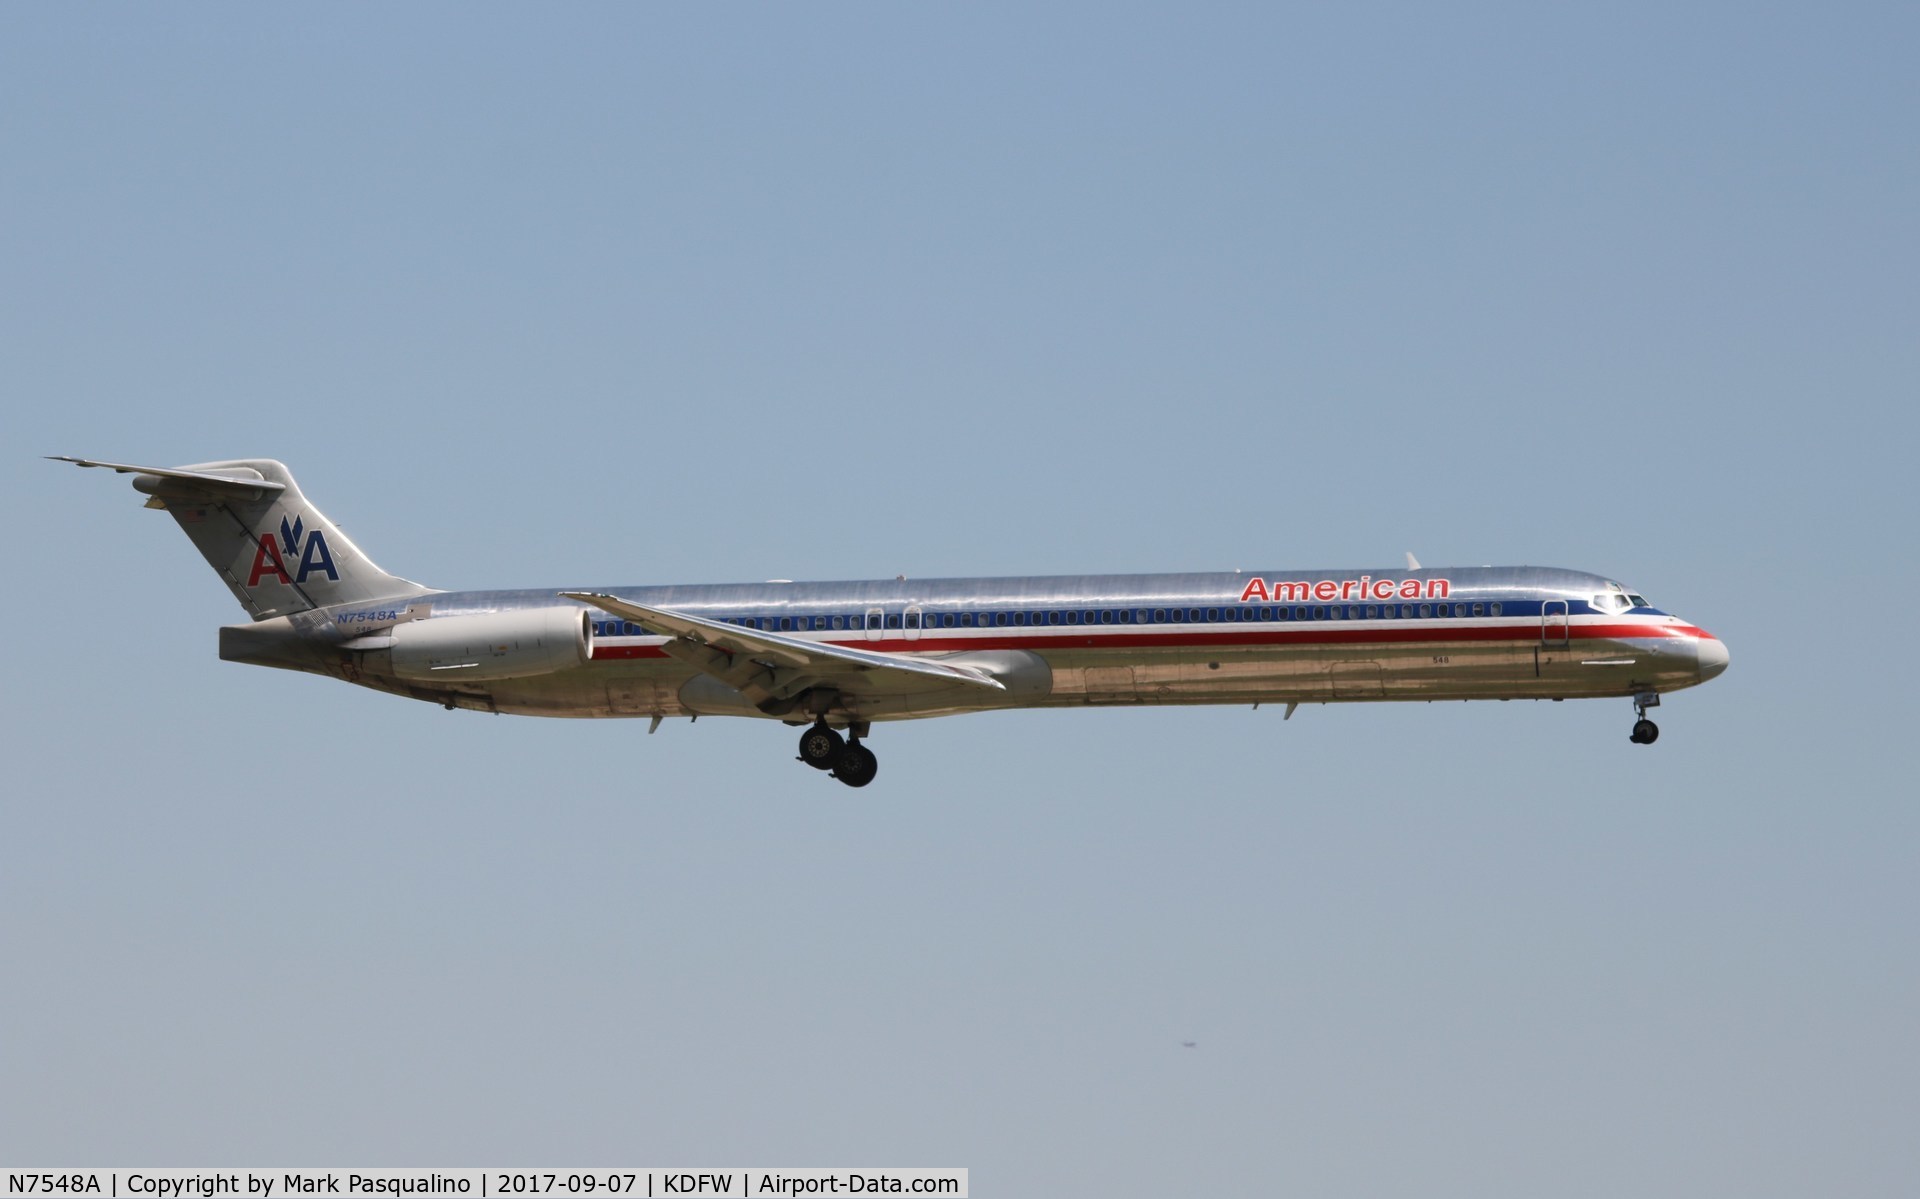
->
left=247, top=514, right=338, bottom=586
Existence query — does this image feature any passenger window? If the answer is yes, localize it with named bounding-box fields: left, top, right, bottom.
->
left=885, top=614, right=900, bottom=629
left=1473, top=603, right=1484, bottom=617
left=1206, top=608, right=1219, bottom=622
left=1154, top=608, right=1167, bottom=622
left=1101, top=610, right=1114, bottom=624
left=1419, top=604, right=1431, bottom=618
left=1490, top=603, right=1502, bottom=617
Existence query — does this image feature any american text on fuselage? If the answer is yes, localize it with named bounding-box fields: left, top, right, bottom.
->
left=61, top=457, right=1730, bottom=786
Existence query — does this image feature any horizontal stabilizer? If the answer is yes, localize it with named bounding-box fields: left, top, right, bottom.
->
left=49, top=456, right=287, bottom=501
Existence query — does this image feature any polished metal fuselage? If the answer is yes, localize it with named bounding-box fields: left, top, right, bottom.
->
left=230, top=565, right=1725, bottom=725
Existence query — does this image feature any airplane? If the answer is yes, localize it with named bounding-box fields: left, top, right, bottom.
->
left=55, top=457, right=1729, bottom=787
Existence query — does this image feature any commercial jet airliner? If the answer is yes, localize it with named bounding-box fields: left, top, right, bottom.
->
left=57, top=457, right=1728, bottom=786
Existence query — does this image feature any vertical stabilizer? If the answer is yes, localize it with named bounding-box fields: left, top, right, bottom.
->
left=56, top=457, right=433, bottom=619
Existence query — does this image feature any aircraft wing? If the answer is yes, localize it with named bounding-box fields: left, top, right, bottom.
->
left=560, top=592, right=1006, bottom=710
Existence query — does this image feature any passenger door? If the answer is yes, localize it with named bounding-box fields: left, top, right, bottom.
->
left=1541, top=600, right=1570, bottom=647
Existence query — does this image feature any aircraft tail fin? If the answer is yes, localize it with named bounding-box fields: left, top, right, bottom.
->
left=54, top=457, right=434, bottom=619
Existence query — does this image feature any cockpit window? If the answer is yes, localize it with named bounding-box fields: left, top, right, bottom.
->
left=1628, top=594, right=1649, bottom=608
left=1592, top=593, right=1626, bottom=613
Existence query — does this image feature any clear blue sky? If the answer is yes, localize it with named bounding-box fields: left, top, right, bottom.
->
left=3, top=4, right=1915, bottom=1193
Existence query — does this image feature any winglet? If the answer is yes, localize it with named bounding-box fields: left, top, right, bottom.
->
left=1405, top=551, right=1421, bottom=571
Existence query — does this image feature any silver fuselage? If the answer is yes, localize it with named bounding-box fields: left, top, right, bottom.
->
left=223, top=565, right=1727, bottom=725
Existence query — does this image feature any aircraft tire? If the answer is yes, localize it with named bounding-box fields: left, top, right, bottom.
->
left=833, top=742, right=878, bottom=788
left=799, top=724, right=846, bottom=770
left=1631, top=719, right=1659, bottom=744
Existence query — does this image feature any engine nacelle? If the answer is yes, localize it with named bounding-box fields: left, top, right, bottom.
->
left=389, top=607, right=593, bottom=683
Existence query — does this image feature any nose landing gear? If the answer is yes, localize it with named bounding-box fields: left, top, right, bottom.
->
left=796, top=719, right=879, bottom=787
left=1629, top=692, right=1660, bottom=745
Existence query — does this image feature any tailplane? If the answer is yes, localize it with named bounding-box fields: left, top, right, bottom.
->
left=54, top=457, right=433, bottom=619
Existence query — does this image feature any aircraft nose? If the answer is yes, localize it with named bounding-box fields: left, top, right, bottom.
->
left=1696, top=635, right=1730, bottom=682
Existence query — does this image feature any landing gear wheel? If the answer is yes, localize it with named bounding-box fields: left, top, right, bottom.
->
left=832, top=741, right=879, bottom=788
left=1629, top=691, right=1662, bottom=745
left=797, top=723, right=846, bottom=771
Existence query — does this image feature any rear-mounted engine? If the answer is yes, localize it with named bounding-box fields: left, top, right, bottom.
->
left=388, top=607, right=593, bottom=682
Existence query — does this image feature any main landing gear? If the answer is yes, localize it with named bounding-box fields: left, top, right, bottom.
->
left=797, top=720, right=879, bottom=788
left=1629, top=692, right=1661, bottom=745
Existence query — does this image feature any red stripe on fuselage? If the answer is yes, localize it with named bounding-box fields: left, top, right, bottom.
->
left=586, top=621, right=1713, bottom=661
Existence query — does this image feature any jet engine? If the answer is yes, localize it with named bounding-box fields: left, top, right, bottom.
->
left=388, top=607, right=594, bottom=682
